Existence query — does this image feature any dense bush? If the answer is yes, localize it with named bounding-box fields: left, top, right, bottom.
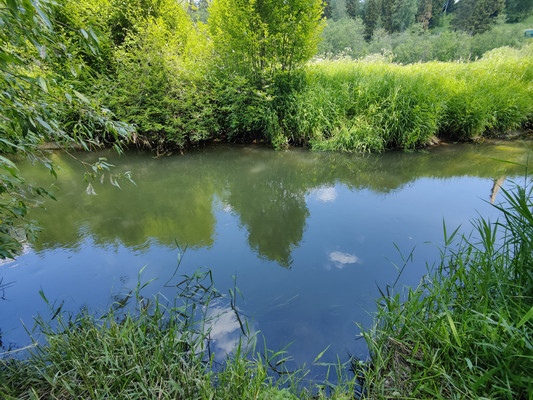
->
left=104, top=19, right=217, bottom=152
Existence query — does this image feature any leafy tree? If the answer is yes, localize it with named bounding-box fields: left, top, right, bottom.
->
left=417, top=0, right=433, bottom=29
left=318, top=17, right=367, bottom=56
left=391, top=0, right=422, bottom=32
left=428, top=0, right=447, bottom=28
left=209, top=0, right=325, bottom=84
left=346, top=0, right=363, bottom=18
left=331, top=0, right=348, bottom=19
left=323, top=0, right=333, bottom=18
left=188, top=0, right=210, bottom=23
left=0, top=0, right=132, bottom=258
left=108, top=15, right=217, bottom=153
left=381, top=0, right=395, bottom=31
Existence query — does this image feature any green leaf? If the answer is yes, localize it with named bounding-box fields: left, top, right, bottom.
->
left=37, top=76, right=48, bottom=92
left=89, top=27, right=100, bottom=44
left=73, top=90, right=90, bottom=104
left=30, top=0, right=52, bottom=29
left=6, top=0, right=19, bottom=16
left=0, top=155, right=18, bottom=170
left=0, top=51, right=24, bottom=66
left=35, top=116, right=53, bottom=132
left=517, top=305, right=533, bottom=328
left=445, top=308, right=462, bottom=347
left=313, top=345, right=331, bottom=363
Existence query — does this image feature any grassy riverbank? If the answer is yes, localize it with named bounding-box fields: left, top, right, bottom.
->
left=0, top=271, right=355, bottom=399
left=273, top=45, right=533, bottom=152
left=47, top=0, right=532, bottom=153
left=134, top=44, right=533, bottom=152
left=1, top=181, right=532, bottom=399
left=359, top=181, right=533, bottom=399
left=134, top=43, right=533, bottom=152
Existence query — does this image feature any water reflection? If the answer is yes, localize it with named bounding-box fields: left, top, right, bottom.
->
left=312, top=186, right=338, bottom=203
left=21, top=141, right=531, bottom=266
left=205, top=303, right=256, bottom=360
left=490, top=177, right=506, bottom=204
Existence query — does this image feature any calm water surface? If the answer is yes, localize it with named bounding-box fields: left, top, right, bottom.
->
left=1, top=141, right=531, bottom=377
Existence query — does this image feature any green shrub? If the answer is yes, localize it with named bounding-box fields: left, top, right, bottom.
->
left=103, top=13, right=217, bottom=152
left=210, top=74, right=276, bottom=143
left=310, top=117, right=385, bottom=153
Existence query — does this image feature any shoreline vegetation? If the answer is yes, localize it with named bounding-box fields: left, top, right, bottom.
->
left=98, top=43, right=533, bottom=155
left=1, top=0, right=532, bottom=398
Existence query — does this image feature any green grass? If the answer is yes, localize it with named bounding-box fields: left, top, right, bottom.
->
left=0, top=269, right=356, bottom=399
left=276, top=44, right=533, bottom=152
left=358, top=178, right=533, bottom=399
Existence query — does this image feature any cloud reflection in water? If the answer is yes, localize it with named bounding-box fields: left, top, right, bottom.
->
left=328, top=251, right=360, bottom=269
left=312, top=186, right=337, bottom=203
left=205, top=303, right=255, bottom=360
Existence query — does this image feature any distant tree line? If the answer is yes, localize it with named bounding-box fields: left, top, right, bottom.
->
left=319, top=0, right=532, bottom=39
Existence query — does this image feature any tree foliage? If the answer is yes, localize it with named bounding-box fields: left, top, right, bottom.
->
left=505, top=0, right=533, bottom=22
left=391, top=0, right=421, bottom=32
left=108, top=15, right=217, bottom=153
left=346, top=0, right=363, bottom=18
left=452, top=0, right=505, bottom=34
left=322, top=0, right=333, bottom=18
left=209, top=0, right=325, bottom=84
left=363, top=0, right=380, bottom=39
left=0, top=0, right=132, bottom=258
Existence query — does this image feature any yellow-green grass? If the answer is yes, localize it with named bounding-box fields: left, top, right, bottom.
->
left=279, top=45, right=533, bottom=152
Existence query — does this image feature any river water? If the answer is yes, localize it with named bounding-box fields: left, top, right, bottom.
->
left=0, top=140, right=531, bottom=377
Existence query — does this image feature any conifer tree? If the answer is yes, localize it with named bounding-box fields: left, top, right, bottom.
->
left=391, top=0, right=422, bottom=32
left=381, top=0, right=395, bottom=32
left=428, top=0, right=446, bottom=27
left=505, top=0, right=533, bottom=22
left=417, top=0, right=433, bottom=29
left=346, top=0, right=360, bottom=18
left=363, top=0, right=380, bottom=39
left=452, top=0, right=505, bottom=34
